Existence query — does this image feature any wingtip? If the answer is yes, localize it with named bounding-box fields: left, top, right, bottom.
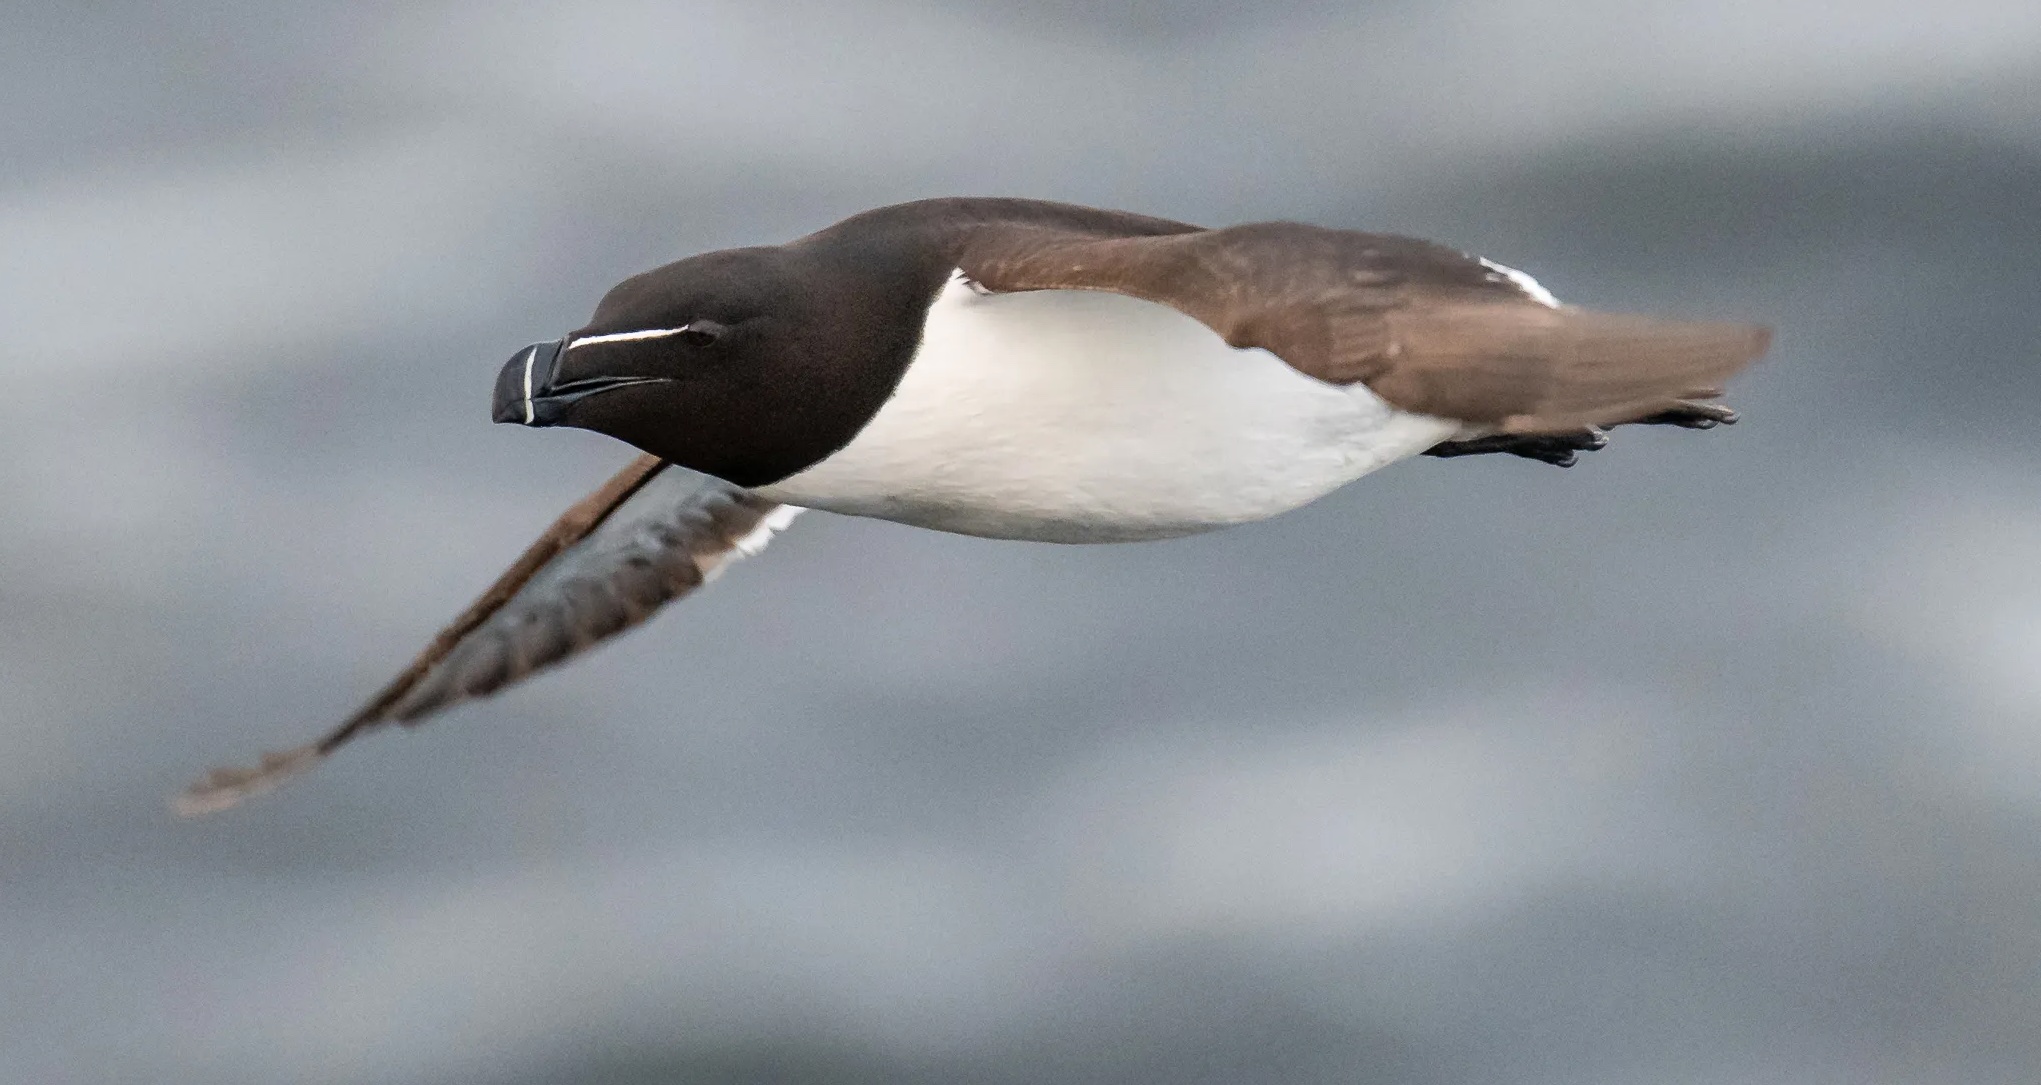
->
left=171, top=745, right=326, bottom=818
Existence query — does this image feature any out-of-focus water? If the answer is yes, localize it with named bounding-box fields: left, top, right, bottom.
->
left=4, top=2, right=2039, bottom=1082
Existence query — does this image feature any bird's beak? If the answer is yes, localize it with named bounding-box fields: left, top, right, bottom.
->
left=494, top=338, right=671, bottom=427
left=493, top=339, right=566, bottom=426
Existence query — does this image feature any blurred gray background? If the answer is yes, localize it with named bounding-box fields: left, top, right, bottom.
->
left=5, top=2, right=2039, bottom=1082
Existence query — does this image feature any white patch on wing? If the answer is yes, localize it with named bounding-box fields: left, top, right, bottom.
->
left=1479, top=257, right=1561, bottom=308
left=568, top=326, right=694, bottom=348
left=705, top=503, right=804, bottom=583
left=755, top=270, right=1459, bottom=543
left=742, top=503, right=806, bottom=552
left=519, top=345, right=537, bottom=424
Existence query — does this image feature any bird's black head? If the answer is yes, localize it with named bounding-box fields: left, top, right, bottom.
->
left=493, top=241, right=941, bottom=487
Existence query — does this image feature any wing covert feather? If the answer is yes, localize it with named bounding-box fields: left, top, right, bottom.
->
left=951, top=218, right=1769, bottom=431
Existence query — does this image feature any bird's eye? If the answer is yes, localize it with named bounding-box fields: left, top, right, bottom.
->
left=678, top=321, right=724, bottom=348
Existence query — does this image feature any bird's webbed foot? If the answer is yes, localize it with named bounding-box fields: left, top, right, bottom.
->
left=1423, top=428, right=1609, bottom=468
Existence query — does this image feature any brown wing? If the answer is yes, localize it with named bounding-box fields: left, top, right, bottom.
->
left=953, top=219, right=1770, bottom=433
left=174, top=455, right=801, bottom=816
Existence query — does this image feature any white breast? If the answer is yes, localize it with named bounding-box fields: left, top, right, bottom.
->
left=755, top=273, right=1459, bottom=543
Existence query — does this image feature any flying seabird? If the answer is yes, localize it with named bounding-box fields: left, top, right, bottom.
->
left=177, top=197, right=1769, bottom=814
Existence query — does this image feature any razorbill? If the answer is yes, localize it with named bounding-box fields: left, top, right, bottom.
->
left=178, top=197, right=1769, bottom=814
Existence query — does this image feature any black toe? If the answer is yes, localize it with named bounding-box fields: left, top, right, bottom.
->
left=1631, top=403, right=1739, bottom=429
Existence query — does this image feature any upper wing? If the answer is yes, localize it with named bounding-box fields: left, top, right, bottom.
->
left=175, top=455, right=800, bottom=816
left=951, top=218, right=1770, bottom=433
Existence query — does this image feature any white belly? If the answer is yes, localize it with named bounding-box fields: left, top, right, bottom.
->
left=756, top=274, right=1459, bottom=543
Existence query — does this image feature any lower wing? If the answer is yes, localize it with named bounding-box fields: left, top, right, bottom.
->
left=175, top=454, right=801, bottom=816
